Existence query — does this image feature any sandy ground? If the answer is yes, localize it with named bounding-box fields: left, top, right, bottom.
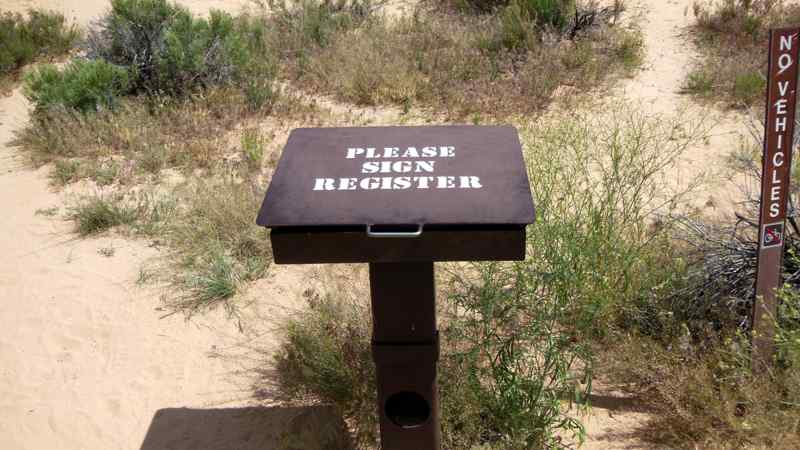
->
left=1, top=0, right=252, bottom=25
left=0, top=0, right=760, bottom=449
left=614, top=0, right=753, bottom=215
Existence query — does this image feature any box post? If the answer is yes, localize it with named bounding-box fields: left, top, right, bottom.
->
left=369, top=262, right=441, bottom=450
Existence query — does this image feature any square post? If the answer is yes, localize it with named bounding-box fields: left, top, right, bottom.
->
left=369, top=262, right=441, bottom=450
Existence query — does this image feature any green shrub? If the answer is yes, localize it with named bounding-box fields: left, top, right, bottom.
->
left=87, top=0, right=276, bottom=97
left=290, top=8, right=639, bottom=117
left=241, top=128, right=265, bottom=169
left=23, top=59, right=129, bottom=113
left=272, top=290, right=377, bottom=447
left=270, top=0, right=372, bottom=51
left=607, top=333, right=800, bottom=449
left=683, top=69, right=714, bottom=95
left=67, top=195, right=140, bottom=236
left=162, top=178, right=270, bottom=317
left=0, top=9, right=79, bottom=79
left=50, top=159, right=82, bottom=186
left=91, top=161, right=119, bottom=186
left=500, top=1, right=535, bottom=49
left=687, top=0, right=800, bottom=106
left=732, top=70, right=765, bottom=105
left=518, top=0, right=572, bottom=29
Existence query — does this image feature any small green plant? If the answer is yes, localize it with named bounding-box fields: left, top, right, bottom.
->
left=136, top=145, right=168, bottom=174
left=615, top=29, right=644, bottom=71
left=683, top=69, right=714, bottom=95
left=732, top=70, right=765, bottom=105
left=50, top=159, right=82, bottom=186
left=519, top=0, right=572, bottom=30
left=244, top=76, right=279, bottom=112
left=500, top=0, right=535, bottom=49
left=136, top=267, right=154, bottom=285
left=179, top=249, right=238, bottom=307
left=241, top=128, right=265, bottom=169
left=271, top=288, right=381, bottom=448
left=91, top=161, right=119, bottom=186
left=160, top=178, right=270, bottom=317
left=98, top=245, right=116, bottom=257
left=34, top=206, right=59, bottom=217
left=24, top=59, right=129, bottom=113
left=66, top=195, right=140, bottom=236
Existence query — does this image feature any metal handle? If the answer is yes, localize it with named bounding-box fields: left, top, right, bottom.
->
left=367, top=224, right=424, bottom=238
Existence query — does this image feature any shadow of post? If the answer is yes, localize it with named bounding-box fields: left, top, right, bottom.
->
left=140, top=405, right=352, bottom=450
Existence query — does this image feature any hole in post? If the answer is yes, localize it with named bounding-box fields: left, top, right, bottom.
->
left=385, top=391, right=430, bottom=428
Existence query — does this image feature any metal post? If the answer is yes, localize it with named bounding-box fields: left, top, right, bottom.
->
left=753, top=28, right=800, bottom=371
left=369, top=262, right=441, bottom=450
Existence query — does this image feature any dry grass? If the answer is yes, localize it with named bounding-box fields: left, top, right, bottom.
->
left=604, top=335, right=800, bottom=449
left=161, top=176, right=271, bottom=318
left=685, top=0, right=800, bottom=108
left=273, top=2, right=642, bottom=118
left=12, top=87, right=314, bottom=186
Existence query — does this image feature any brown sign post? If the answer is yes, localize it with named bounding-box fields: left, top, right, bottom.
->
left=753, top=28, right=800, bottom=369
left=257, top=126, right=535, bottom=449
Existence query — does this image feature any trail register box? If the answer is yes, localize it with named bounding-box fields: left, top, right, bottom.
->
left=257, top=125, right=535, bottom=450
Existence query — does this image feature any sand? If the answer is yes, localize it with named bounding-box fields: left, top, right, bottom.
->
left=1, top=0, right=252, bottom=26
left=0, top=0, right=759, bottom=449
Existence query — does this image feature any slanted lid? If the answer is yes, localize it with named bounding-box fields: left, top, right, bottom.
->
left=257, top=126, right=535, bottom=228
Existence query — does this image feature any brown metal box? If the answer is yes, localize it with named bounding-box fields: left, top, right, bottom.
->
left=256, top=126, right=535, bottom=262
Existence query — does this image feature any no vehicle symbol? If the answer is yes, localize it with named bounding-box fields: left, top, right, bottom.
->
left=762, top=222, right=785, bottom=249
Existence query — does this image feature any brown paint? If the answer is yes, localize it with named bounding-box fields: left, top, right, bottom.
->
left=370, top=262, right=441, bottom=450
left=753, top=28, right=800, bottom=370
left=269, top=226, right=525, bottom=264
left=257, top=126, right=535, bottom=228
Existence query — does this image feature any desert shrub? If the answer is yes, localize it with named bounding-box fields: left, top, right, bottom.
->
left=0, top=9, right=79, bottom=81
left=13, top=86, right=284, bottom=174
left=67, top=195, right=142, bottom=236
left=606, top=332, right=800, bottom=449
left=50, top=159, right=83, bottom=186
left=517, top=0, right=573, bottom=29
left=272, top=289, right=377, bottom=448
left=268, top=0, right=373, bottom=53
left=290, top=7, right=641, bottom=117
left=732, top=70, right=766, bottom=105
left=23, top=59, right=130, bottom=113
left=85, top=0, right=277, bottom=97
left=683, top=68, right=714, bottom=95
left=241, top=128, right=265, bottom=169
left=160, top=178, right=271, bottom=317
left=66, top=192, right=177, bottom=237
left=667, top=121, right=800, bottom=339
left=688, top=0, right=800, bottom=107
left=600, top=113, right=800, bottom=448
left=521, top=107, right=704, bottom=338
left=91, top=161, right=120, bottom=186
left=268, top=106, right=700, bottom=448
